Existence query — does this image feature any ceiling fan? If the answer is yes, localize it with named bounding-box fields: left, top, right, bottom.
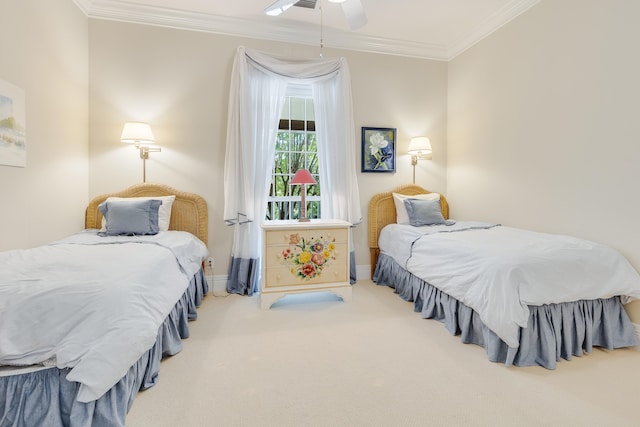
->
left=265, top=0, right=368, bottom=31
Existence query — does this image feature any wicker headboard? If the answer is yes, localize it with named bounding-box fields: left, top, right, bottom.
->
left=85, top=183, right=209, bottom=246
left=368, top=184, right=449, bottom=276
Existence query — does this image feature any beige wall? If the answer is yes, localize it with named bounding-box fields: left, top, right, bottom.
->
left=0, top=0, right=88, bottom=250
left=11, top=1, right=636, bottom=321
left=88, top=19, right=448, bottom=277
left=447, top=0, right=640, bottom=320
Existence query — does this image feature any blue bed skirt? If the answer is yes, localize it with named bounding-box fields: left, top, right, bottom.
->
left=0, top=270, right=208, bottom=427
left=373, top=254, right=638, bottom=369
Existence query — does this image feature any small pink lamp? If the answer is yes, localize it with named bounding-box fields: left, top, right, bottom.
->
left=291, top=169, right=317, bottom=222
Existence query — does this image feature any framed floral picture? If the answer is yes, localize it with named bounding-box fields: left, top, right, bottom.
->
left=361, top=127, right=395, bottom=173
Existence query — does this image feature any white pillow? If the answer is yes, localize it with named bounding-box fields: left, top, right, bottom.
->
left=392, top=192, right=440, bottom=225
left=101, top=195, right=175, bottom=231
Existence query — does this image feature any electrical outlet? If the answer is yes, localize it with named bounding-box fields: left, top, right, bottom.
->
left=207, top=258, right=214, bottom=269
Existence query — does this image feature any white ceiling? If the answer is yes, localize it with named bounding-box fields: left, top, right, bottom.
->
left=73, top=0, right=540, bottom=60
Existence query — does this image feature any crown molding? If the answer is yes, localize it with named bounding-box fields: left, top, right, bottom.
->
left=73, top=0, right=539, bottom=62
left=71, top=0, right=92, bottom=12
left=447, top=0, right=540, bottom=59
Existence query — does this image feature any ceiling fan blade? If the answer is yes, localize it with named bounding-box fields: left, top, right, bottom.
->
left=341, top=0, right=367, bottom=30
left=265, top=0, right=298, bottom=16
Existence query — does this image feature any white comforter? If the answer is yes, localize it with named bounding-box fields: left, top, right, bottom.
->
left=0, top=230, right=208, bottom=402
left=379, top=222, right=640, bottom=348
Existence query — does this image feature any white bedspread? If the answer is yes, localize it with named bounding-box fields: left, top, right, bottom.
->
left=0, top=230, right=208, bottom=402
left=379, top=222, right=640, bottom=348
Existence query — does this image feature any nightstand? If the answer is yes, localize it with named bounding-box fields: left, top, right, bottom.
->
left=260, top=219, right=352, bottom=309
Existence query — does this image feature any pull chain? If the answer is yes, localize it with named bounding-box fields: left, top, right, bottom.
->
left=319, top=0, right=324, bottom=58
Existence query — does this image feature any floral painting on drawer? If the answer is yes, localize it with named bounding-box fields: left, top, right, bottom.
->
left=280, top=233, right=337, bottom=279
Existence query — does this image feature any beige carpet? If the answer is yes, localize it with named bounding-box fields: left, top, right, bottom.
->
left=126, top=281, right=640, bottom=427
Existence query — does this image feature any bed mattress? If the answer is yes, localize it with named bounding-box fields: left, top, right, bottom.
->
left=378, top=222, right=640, bottom=348
left=0, top=230, right=208, bottom=403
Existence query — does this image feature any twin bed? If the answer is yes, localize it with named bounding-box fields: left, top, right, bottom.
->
left=369, top=184, right=640, bottom=368
left=3, top=182, right=639, bottom=425
left=0, top=183, right=209, bottom=427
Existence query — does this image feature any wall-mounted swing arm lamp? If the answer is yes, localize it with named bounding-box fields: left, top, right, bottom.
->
left=291, top=169, right=317, bottom=222
left=121, top=122, right=161, bottom=183
left=407, top=136, right=432, bottom=184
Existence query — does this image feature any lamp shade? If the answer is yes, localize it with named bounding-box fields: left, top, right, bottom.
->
left=291, top=169, right=317, bottom=185
left=121, top=122, right=155, bottom=144
left=408, top=136, right=432, bottom=155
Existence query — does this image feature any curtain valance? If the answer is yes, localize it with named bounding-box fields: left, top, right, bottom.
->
left=223, top=46, right=361, bottom=295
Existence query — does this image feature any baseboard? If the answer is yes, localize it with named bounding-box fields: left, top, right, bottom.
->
left=205, top=274, right=229, bottom=296
left=206, top=264, right=372, bottom=296
left=356, top=264, right=372, bottom=281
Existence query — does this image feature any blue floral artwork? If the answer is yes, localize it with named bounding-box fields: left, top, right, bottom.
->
left=361, top=127, right=395, bottom=173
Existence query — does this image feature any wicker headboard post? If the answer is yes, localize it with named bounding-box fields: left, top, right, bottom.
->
left=85, top=183, right=209, bottom=246
left=368, top=184, right=449, bottom=277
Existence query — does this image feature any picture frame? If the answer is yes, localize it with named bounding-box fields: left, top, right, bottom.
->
left=361, top=127, right=395, bottom=173
left=0, top=78, right=26, bottom=168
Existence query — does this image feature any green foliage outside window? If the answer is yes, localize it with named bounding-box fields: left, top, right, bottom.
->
left=266, top=128, right=320, bottom=221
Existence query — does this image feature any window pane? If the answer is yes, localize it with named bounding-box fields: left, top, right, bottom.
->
left=290, top=152, right=304, bottom=173
left=272, top=201, right=281, bottom=220
left=309, top=181, right=320, bottom=197
left=305, top=98, right=315, bottom=119
left=291, top=132, right=305, bottom=152
left=266, top=201, right=273, bottom=221
left=307, top=133, right=317, bottom=151
left=267, top=177, right=276, bottom=197
left=282, top=201, right=292, bottom=220
left=290, top=97, right=306, bottom=121
left=306, top=153, right=318, bottom=173
left=273, top=152, right=288, bottom=176
left=275, top=132, right=290, bottom=151
left=267, top=95, right=320, bottom=221
left=274, top=175, right=288, bottom=197
left=307, top=201, right=320, bottom=219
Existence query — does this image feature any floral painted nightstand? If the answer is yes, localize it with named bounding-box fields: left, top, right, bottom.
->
left=260, top=219, right=352, bottom=309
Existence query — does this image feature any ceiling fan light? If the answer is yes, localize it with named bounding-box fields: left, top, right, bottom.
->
left=265, top=1, right=295, bottom=16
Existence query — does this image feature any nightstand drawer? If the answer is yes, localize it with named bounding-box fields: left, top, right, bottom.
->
left=265, top=227, right=347, bottom=246
left=264, top=264, right=348, bottom=287
left=264, top=242, right=348, bottom=288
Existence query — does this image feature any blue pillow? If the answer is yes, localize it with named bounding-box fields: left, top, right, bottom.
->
left=98, top=199, right=162, bottom=236
left=403, top=198, right=456, bottom=227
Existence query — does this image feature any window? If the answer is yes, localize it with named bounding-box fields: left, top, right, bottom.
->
left=266, top=95, right=321, bottom=221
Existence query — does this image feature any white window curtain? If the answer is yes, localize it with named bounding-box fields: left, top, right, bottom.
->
left=224, top=46, right=362, bottom=295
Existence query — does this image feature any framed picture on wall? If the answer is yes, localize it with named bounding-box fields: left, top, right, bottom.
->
left=0, top=78, right=26, bottom=168
left=361, top=127, right=396, bottom=173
